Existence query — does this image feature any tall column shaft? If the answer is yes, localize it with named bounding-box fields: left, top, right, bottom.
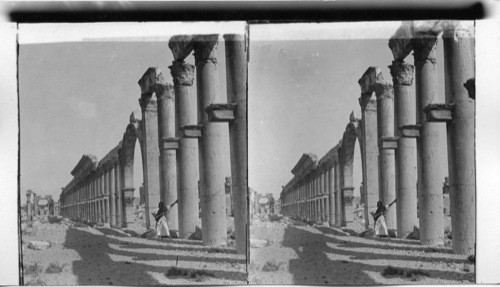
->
left=443, top=24, right=475, bottom=254
left=390, top=61, right=418, bottom=238
left=170, top=61, right=200, bottom=239
left=115, top=164, right=123, bottom=227
left=414, top=35, right=445, bottom=245
left=225, top=32, right=249, bottom=259
left=375, top=81, right=397, bottom=230
left=328, top=168, right=335, bottom=226
left=156, top=81, right=179, bottom=231
left=359, top=93, right=379, bottom=229
left=109, top=167, right=116, bottom=227
left=194, top=35, right=227, bottom=246
left=139, top=69, right=162, bottom=230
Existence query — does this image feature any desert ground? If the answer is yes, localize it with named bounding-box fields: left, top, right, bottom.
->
left=21, top=214, right=246, bottom=285
left=249, top=214, right=474, bottom=285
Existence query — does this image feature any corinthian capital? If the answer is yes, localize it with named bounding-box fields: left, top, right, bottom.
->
left=169, top=61, right=195, bottom=86
left=193, top=34, right=219, bottom=64
left=358, top=66, right=384, bottom=94
left=388, top=22, right=414, bottom=62
left=138, top=67, right=164, bottom=95
left=389, top=61, right=414, bottom=86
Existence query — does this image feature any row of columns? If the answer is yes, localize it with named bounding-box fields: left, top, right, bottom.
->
left=281, top=158, right=347, bottom=227
left=280, top=21, right=474, bottom=255
left=60, top=161, right=125, bottom=228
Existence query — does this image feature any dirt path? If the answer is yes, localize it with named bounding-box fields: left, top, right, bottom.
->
left=249, top=216, right=474, bottom=285
left=22, top=219, right=246, bottom=285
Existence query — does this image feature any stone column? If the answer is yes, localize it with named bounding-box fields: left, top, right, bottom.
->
left=109, top=167, right=116, bottom=227
left=193, top=34, right=227, bottom=246
left=26, top=190, right=32, bottom=219
left=115, top=164, right=123, bottom=227
left=390, top=61, right=418, bottom=238
left=443, top=22, right=475, bottom=255
left=328, top=168, right=335, bottom=226
left=374, top=80, right=397, bottom=231
left=155, top=79, right=179, bottom=231
left=105, top=172, right=110, bottom=224
left=138, top=68, right=162, bottom=230
left=413, top=32, right=444, bottom=246
left=358, top=67, right=380, bottom=229
left=33, top=192, right=38, bottom=217
left=169, top=58, right=199, bottom=239
left=224, top=177, right=233, bottom=216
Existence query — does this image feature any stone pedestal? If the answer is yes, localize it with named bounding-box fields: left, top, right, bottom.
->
left=194, top=34, right=227, bottom=246
left=341, top=187, right=355, bottom=226
left=414, top=34, right=445, bottom=246
left=169, top=60, right=199, bottom=239
left=122, top=188, right=135, bottom=227
left=390, top=61, right=418, bottom=238
left=443, top=23, right=475, bottom=255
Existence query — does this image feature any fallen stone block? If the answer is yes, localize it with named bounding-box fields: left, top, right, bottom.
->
left=189, top=225, right=203, bottom=240
left=28, top=241, right=50, bottom=250
left=388, top=229, right=397, bottom=238
left=359, top=228, right=375, bottom=238
left=407, top=226, right=420, bottom=240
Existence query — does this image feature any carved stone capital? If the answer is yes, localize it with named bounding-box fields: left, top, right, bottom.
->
left=358, top=66, right=384, bottom=94
left=155, top=81, right=175, bottom=103
left=389, top=61, right=414, bottom=86
left=193, top=34, right=219, bottom=64
left=168, top=35, right=194, bottom=61
left=412, top=33, right=438, bottom=64
left=374, top=81, right=394, bottom=101
left=169, top=61, right=195, bottom=86
left=388, top=22, right=413, bottom=61
left=441, top=21, right=473, bottom=40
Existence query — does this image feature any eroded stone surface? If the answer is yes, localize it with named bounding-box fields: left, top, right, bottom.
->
left=358, top=66, right=384, bottom=94
left=138, top=67, right=165, bottom=95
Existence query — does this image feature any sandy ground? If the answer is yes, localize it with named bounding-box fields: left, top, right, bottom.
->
left=249, top=215, right=474, bottom=285
left=21, top=217, right=246, bottom=285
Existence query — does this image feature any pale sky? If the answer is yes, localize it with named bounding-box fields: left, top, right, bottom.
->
left=18, top=22, right=244, bottom=203
left=248, top=22, right=448, bottom=200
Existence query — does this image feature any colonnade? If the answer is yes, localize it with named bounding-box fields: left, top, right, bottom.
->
left=281, top=21, right=475, bottom=255
left=59, top=33, right=248, bottom=254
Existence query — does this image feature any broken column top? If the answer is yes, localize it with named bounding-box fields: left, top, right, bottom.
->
left=168, top=35, right=194, bottom=62
left=129, top=110, right=142, bottom=123
left=154, top=81, right=175, bottom=102
left=374, top=80, right=394, bottom=100
left=358, top=66, right=384, bottom=95
left=138, top=67, right=165, bottom=95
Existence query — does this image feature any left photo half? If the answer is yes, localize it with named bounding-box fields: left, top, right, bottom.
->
left=18, top=22, right=248, bottom=285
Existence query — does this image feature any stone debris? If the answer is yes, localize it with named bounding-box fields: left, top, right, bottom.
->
left=28, top=240, right=50, bottom=250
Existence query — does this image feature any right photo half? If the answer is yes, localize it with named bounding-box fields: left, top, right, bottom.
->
left=248, top=21, right=475, bottom=285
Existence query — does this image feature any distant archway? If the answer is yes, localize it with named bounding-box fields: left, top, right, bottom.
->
left=339, top=113, right=364, bottom=226
left=118, top=111, right=145, bottom=226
